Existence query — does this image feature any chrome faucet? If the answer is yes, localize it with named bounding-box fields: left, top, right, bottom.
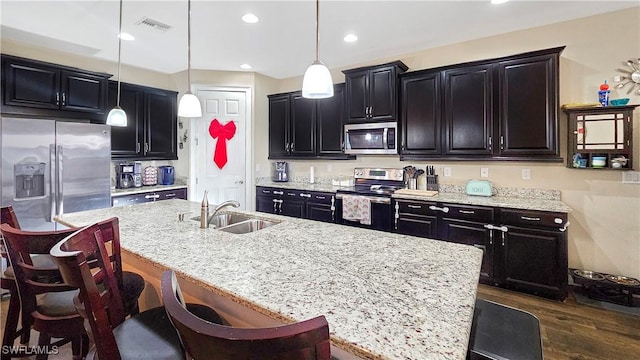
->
left=200, top=191, right=241, bottom=228
left=209, top=200, right=241, bottom=223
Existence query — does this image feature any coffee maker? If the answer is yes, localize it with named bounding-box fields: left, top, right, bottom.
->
left=116, top=163, right=135, bottom=189
left=271, top=161, right=289, bottom=182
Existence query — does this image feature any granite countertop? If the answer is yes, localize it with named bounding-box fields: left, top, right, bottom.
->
left=111, top=182, right=187, bottom=197
left=56, top=200, right=483, bottom=360
left=256, top=180, right=572, bottom=213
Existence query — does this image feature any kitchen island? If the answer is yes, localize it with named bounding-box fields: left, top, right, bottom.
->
left=56, top=199, right=483, bottom=360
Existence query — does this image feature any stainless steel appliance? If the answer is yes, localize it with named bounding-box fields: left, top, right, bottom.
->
left=1, top=117, right=111, bottom=230
left=271, top=161, right=289, bottom=182
left=344, top=122, right=397, bottom=155
left=116, top=163, right=135, bottom=189
left=335, top=167, right=404, bottom=231
left=133, top=161, right=142, bottom=187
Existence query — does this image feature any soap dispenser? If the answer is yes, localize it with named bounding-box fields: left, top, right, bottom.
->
left=200, top=190, right=209, bottom=229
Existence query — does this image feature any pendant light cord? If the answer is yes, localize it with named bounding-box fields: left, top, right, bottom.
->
left=187, top=0, right=192, bottom=91
left=315, top=0, right=320, bottom=62
left=116, top=0, right=123, bottom=107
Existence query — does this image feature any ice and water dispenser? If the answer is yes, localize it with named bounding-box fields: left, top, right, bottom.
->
left=14, top=162, right=45, bottom=199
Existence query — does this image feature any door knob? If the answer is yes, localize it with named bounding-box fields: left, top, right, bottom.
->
left=235, top=180, right=244, bottom=184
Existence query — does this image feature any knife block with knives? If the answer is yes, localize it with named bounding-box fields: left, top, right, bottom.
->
left=425, top=165, right=439, bottom=191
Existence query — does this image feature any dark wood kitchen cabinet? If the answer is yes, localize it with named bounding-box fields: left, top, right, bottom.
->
left=111, top=187, right=187, bottom=207
left=498, top=208, right=568, bottom=300
left=393, top=199, right=439, bottom=238
left=1, top=54, right=110, bottom=120
left=268, top=84, right=353, bottom=159
left=304, top=191, right=336, bottom=223
left=343, top=61, right=408, bottom=123
left=256, top=187, right=304, bottom=218
left=399, top=70, right=442, bottom=156
left=108, top=81, right=177, bottom=160
left=440, top=204, right=496, bottom=283
left=399, top=47, right=564, bottom=162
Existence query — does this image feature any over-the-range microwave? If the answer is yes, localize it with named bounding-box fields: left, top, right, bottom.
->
left=344, top=121, right=397, bottom=155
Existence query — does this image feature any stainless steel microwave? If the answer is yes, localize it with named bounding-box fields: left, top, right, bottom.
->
left=344, top=122, right=397, bottom=155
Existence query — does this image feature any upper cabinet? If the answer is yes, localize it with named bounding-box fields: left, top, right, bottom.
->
left=564, top=105, right=636, bottom=170
left=268, top=84, right=354, bottom=160
left=399, top=47, right=565, bottom=162
left=108, top=81, right=178, bottom=160
left=1, top=54, right=110, bottom=121
left=343, top=61, right=408, bottom=123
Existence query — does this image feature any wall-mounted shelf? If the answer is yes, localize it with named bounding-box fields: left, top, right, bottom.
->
left=563, top=105, right=637, bottom=170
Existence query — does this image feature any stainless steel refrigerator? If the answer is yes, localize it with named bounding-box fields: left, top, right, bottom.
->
left=1, top=117, right=111, bottom=230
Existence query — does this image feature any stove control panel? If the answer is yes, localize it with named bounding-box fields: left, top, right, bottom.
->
left=354, top=168, right=404, bottom=181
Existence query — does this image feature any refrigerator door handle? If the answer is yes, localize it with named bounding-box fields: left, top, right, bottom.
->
left=49, top=144, right=56, bottom=222
left=57, top=145, right=64, bottom=216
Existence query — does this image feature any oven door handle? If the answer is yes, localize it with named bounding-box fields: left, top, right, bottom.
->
left=335, top=194, right=391, bottom=204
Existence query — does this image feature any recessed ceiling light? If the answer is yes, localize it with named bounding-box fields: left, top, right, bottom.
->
left=491, top=0, right=510, bottom=4
left=241, top=13, right=259, bottom=24
left=240, top=64, right=252, bottom=70
left=344, top=34, right=358, bottom=43
left=117, top=32, right=135, bottom=41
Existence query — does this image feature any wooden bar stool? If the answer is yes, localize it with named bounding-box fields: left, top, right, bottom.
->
left=161, top=270, right=332, bottom=360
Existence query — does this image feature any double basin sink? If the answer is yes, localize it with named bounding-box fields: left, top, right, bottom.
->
left=191, top=213, right=279, bottom=234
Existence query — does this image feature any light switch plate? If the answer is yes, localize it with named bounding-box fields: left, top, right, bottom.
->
left=444, top=167, right=452, bottom=177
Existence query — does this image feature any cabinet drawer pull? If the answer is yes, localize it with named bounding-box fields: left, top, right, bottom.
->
left=165, top=193, right=176, bottom=198
left=316, top=196, right=326, bottom=200
left=144, top=194, right=160, bottom=199
left=300, top=193, right=311, bottom=198
left=428, top=205, right=449, bottom=213
left=521, top=216, right=541, bottom=221
left=262, top=190, right=270, bottom=194
left=273, top=191, right=284, bottom=195
left=560, top=221, right=570, bottom=232
left=407, top=204, right=422, bottom=209
left=287, top=192, right=296, bottom=196
left=459, top=210, right=475, bottom=214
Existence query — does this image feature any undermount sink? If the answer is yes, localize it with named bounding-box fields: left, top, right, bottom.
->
left=216, top=219, right=278, bottom=234
left=190, top=213, right=279, bottom=234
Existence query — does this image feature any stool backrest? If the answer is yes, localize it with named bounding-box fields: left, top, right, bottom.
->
left=51, top=219, right=126, bottom=360
left=161, top=270, right=331, bottom=360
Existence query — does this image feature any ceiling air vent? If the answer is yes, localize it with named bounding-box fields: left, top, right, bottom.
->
left=135, top=17, right=172, bottom=32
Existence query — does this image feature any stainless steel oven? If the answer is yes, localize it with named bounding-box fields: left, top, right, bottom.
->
left=335, top=168, right=404, bottom=232
left=344, top=122, right=397, bottom=155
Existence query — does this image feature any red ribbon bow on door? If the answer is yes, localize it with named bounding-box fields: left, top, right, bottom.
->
left=208, top=119, right=236, bottom=169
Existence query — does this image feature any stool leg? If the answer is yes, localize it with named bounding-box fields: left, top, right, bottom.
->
left=1, top=289, right=20, bottom=353
left=35, top=333, right=51, bottom=360
left=71, top=333, right=89, bottom=360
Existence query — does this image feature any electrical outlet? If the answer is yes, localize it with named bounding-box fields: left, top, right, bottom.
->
left=327, top=164, right=332, bottom=172
left=444, top=167, right=452, bottom=177
left=522, top=168, right=531, bottom=180
left=480, top=167, right=489, bottom=178
left=622, top=171, right=640, bottom=184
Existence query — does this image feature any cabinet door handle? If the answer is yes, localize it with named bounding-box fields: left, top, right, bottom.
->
left=330, top=196, right=335, bottom=221
left=136, top=143, right=141, bottom=153
left=407, top=204, right=422, bottom=209
left=560, top=221, right=570, bottom=232
left=273, top=199, right=278, bottom=212
left=501, top=231, right=505, bottom=247
left=300, top=193, right=311, bottom=198
left=62, top=92, right=66, bottom=106
left=521, top=216, right=541, bottom=221
left=394, top=203, right=400, bottom=230
left=488, top=136, right=492, bottom=151
left=145, top=143, right=149, bottom=152
left=273, top=191, right=284, bottom=195
left=489, top=230, right=493, bottom=245
left=428, top=205, right=449, bottom=213
left=500, top=135, right=504, bottom=150
left=56, top=92, right=60, bottom=106
left=459, top=210, right=475, bottom=214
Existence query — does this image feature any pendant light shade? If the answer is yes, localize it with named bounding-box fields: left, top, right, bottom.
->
left=302, top=0, right=333, bottom=99
left=106, top=0, right=127, bottom=126
left=177, top=0, right=202, bottom=117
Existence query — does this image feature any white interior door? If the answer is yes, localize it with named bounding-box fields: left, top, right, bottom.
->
left=192, top=89, right=247, bottom=209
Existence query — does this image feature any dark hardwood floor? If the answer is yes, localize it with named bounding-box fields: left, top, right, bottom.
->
left=476, top=284, right=640, bottom=360
left=2, top=285, right=639, bottom=359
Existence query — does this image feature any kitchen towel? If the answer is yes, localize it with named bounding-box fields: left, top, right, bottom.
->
left=341, top=195, right=371, bottom=225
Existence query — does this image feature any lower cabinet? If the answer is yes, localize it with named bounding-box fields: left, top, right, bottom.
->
left=393, top=198, right=568, bottom=300
left=256, top=186, right=335, bottom=223
left=112, top=188, right=187, bottom=207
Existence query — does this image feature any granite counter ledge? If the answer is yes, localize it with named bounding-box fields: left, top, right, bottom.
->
left=55, top=199, right=483, bottom=360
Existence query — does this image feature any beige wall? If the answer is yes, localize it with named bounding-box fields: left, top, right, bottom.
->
left=2, top=7, right=639, bottom=279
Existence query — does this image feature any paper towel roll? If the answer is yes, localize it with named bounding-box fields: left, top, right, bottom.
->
left=309, top=166, right=315, bottom=184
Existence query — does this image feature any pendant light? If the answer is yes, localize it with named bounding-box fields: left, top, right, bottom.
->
left=302, top=0, right=333, bottom=99
left=177, top=0, right=202, bottom=117
left=106, top=0, right=127, bottom=126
